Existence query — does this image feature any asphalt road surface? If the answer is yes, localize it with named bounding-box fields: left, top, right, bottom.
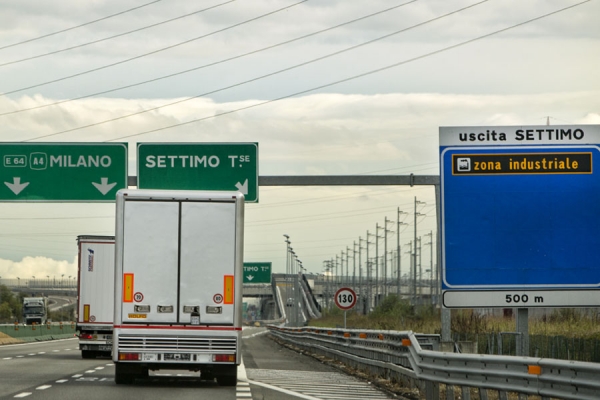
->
left=0, top=327, right=394, bottom=400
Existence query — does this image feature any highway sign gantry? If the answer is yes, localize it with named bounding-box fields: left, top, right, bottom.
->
left=137, top=143, right=259, bottom=202
left=439, top=125, right=600, bottom=308
left=0, top=143, right=128, bottom=202
left=243, top=262, right=272, bottom=284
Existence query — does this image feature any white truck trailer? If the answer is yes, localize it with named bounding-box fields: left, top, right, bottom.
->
left=22, top=297, right=47, bottom=325
left=76, top=235, right=115, bottom=359
left=112, top=189, right=244, bottom=386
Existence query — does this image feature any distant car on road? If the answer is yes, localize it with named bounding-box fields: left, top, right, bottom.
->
left=286, top=298, right=294, bottom=307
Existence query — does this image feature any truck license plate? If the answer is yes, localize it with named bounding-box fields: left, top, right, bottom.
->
left=164, top=353, right=191, bottom=361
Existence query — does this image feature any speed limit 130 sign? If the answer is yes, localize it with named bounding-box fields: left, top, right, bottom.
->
left=334, top=287, right=357, bottom=310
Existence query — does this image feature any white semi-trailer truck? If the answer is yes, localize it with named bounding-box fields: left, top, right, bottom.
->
left=112, top=189, right=244, bottom=386
left=76, top=235, right=115, bottom=358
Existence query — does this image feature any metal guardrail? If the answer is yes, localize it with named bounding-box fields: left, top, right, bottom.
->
left=267, top=325, right=600, bottom=400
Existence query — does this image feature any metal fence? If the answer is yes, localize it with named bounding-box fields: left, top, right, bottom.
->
left=453, top=332, right=600, bottom=363
left=0, top=322, right=76, bottom=342
left=268, top=325, right=600, bottom=400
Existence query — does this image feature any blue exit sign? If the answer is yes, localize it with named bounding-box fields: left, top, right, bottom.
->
left=440, top=125, right=600, bottom=308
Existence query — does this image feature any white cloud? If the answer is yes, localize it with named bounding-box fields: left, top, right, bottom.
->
left=0, top=256, right=77, bottom=280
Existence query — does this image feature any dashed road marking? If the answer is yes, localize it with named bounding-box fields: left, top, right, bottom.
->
left=35, top=385, right=51, bottom=390
left=247, top=369, right=393, bottom=399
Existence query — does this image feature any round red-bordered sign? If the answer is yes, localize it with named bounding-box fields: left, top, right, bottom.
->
left=334, top=287, right=357, bottom=310
left=213, top=293, right=223, bottom=304
left=133, top=292, right=144, bottom=302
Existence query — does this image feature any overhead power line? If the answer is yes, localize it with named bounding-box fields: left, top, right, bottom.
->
left=23, top=0, right=488, bottom=141
left=0, top=0, right=163, bottom=51
left=102, top=0, right=589, bottom=142
left=0, top=0, right=307, bottom=97
left=1, top=0, right=418, bottom=116
left=19, top=0, right=590, bottom=143
left=0, top=0, right=237, bottom=67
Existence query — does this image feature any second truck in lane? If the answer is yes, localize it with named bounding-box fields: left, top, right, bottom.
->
left=76, top=235, right=115, bottom=359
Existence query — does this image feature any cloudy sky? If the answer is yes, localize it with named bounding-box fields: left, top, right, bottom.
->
left=0, top=0, right=598, bottom=282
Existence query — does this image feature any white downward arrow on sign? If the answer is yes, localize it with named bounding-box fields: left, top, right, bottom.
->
left=235, top=179, right=248, bottom=195
left=92, top=177, right=117, bottom=195
left=4, top=177, right=30, bottom=195
left=246, top=275, right=254, bottom=281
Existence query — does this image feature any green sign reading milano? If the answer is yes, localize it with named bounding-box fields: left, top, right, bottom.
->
left=0, top=143, right=128, bottom=202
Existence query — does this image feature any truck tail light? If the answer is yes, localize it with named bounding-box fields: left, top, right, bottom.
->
left=213, top=354, right=235, bottom=363
left=79, top=333, right=93, bottom=340
left=118, top=353, right=140, bottom=361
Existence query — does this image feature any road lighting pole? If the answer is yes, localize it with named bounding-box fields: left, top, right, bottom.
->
left=383, top=217, right=394, bottom=299
left=397, top=208, right=408, bottom=296
left=424, top=231, right=434, bottom=305
left=352, top=242, right=357, bottom=290
left=375, top=223, right=380, bottom=307
left=345, top=246, right=351, bottom=287
left=413, top=197, right=426, bottom=307
left=359, top=237, right=366, bottom=313
left=340, top=250, right=346, bottom=286
left=283, top=234, right=291, bottom=324
left=366, top=230, right=376, bottom=313
left=295, top=257, right=301, bottom=327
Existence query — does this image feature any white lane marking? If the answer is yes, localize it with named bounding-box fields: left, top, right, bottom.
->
left=13, top=393, right=31, bottom=398
left=72, top=374, right=83, bottom=378
left=243, top=330, right=269, bottom=339
left=238, top=360, right=248, bottom=381
left=56, top=380, right=68, bottom=383
left=37, top=352, right=45, bottom=354
left=85, top=370, right=96, bottom=373
left=244, top=380, right=322, bottom=400
left=3, top=357, right=12, bottom=360
left=95, top=366, right=104, bottom=370
left=16, top=356, right=24, bottom=358
left=36, top=385, right=51, bottom=390
left=52, top=350, right=60, bottom=352
left=28, top=354, right=35, bottom=356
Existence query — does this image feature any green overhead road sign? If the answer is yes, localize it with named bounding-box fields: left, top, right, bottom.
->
left=243, top=262, right=271, bottom=284
left=137, top=143, right=259, bottom=202
left=0, top=143, right=128, bottom=202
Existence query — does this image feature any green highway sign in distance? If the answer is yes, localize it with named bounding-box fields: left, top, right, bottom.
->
left=243, top=262, right=271, bottom=284
left=0, top=143, right=128, bottom=202
left=137, top=143, right=259, bottom=202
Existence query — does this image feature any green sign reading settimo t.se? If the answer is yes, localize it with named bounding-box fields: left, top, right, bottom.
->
left=243, top=262, right=272, bottom=284
left=137, top=143, right=259, bottom=202
left=0, top=143, right=128, bottom=202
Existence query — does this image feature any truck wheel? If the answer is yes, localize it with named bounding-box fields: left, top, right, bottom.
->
left=217, top=375, right=237, bottom=386
left=114, top=364, right=136, bottom=385
left=216, top=366, right=237, bottom=387
left=81, top=350, right=95, bottom=359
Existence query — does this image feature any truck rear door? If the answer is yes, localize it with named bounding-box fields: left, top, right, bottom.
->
left=120, top=199, right=237, bottom=325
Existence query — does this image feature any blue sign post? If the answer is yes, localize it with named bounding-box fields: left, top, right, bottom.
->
left=440, top=125, right=600, bottom=308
